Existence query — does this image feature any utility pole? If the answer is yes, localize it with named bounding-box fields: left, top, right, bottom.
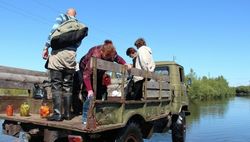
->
left=173, top=56, right=176, bottom=62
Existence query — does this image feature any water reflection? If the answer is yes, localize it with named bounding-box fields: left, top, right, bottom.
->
left=146, top=97, right=250, bottom=142
left=186, top=97, right=250, bottom=142
left=187, top=97, right=233, bottom=127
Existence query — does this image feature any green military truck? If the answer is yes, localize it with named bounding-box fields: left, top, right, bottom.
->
left=0, top=58, right=190, bottom=142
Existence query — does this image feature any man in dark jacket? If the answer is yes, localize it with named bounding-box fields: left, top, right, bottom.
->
left=42, top=8, right=87, bottom=121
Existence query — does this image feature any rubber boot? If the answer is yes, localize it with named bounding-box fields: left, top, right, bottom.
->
left=47, top=91, right=63, bottom=121
left=63, top=93, right=73, bottom=120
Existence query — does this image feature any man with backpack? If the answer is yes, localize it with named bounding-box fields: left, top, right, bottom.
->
left=42, top=8, right=88, bottom=121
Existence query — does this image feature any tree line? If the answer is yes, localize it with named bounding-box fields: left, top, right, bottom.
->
left=185, top=69, right=235, bottom=101
left=235, top=86, right=250, bottom=96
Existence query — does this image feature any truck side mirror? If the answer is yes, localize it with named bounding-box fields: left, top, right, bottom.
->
left=187, top=78, right=192, bottom=86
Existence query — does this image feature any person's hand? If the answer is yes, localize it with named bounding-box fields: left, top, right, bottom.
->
left=42, top=47, right=49, bottom=60
left=87, top=90, right=94, bottom=99
left=125, top=64, right=132, bottom=70
left=78, top=92, right=83, bottom=101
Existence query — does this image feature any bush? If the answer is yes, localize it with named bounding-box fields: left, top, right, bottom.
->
left=235, top=86, right=250, bottom=96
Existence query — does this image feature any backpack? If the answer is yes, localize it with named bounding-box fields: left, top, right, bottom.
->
left=50, top=17, right=88, bottom=50
left=32, top=83, right=47, bottom=99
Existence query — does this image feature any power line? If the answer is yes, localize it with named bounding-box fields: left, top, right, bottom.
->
left=31, top=0, right=62, bottom=14
left=30, top=1, right=125, bottom=42
left=0, top=0, right=126, bottom=44
left=30, top=1, right=105, bottom=42
left=0, top=1, right=51, bottom=25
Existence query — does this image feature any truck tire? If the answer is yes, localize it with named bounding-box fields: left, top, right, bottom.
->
left=115, top=123, right=143, bottom=142
left=171, top=113, right=186, bottom=142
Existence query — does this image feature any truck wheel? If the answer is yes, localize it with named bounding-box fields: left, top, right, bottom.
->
left=115, top=123, right=143, bottom=142
left=171, top=113, right=186, bottom=142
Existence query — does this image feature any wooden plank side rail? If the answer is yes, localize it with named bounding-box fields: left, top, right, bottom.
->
left=94, top=58, right=169, bottom=82
left=130, top=68, right=169, bottom=82
left=93, top=57, right=171, bottom=100
left=95, top=58, right=123, bottom=73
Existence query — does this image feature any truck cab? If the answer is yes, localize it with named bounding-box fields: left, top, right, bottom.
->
left=155, top=61, right=189, bottom=111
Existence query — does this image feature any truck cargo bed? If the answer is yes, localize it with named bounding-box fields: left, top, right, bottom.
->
left=0, top=114, right=86, bottom=132
left=0, top=113, right=124, bottom=133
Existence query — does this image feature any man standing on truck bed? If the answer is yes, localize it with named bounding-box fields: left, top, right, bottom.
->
left=133, top=38, right=155, bottom=100
left=79, top=40, right=129, bottom=100
left=42, top=8, right=87, bottom=121
left=79, top=40, right=131, bottom=124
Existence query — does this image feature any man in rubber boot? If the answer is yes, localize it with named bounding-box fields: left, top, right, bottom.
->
left=42, top=8, right=87, bottom=121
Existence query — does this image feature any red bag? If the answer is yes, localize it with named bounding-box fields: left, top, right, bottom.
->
left=102, top=74, right=111, bottom=86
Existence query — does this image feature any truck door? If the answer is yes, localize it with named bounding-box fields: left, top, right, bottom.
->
left=178, top=67, right=187, bottom=96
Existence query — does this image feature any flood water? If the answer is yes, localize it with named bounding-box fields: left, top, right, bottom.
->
left=146, top=96, right=250, bottom=142
left=1, top=97, right=250, bottom=142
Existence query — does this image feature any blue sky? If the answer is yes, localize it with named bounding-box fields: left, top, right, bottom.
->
left=0, top=0, right=249, bottom=86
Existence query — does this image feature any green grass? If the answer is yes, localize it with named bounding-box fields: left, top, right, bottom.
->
left=0, top=88, right=29, bottom=96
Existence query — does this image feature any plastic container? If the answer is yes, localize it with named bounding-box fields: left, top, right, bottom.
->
left=6, top=104, right=13, bottom=116
left=82, top=96, right=93, bottom=124
left=20, top=102, right=30, bottom=117
left=40, top=103, right=50, bottom=118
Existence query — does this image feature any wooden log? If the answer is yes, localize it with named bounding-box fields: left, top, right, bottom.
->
left=0, top=65, right=48, bottom=77
left=0, top=72, right=48, bottom=83
left=0, top=80, right=34, bottom=90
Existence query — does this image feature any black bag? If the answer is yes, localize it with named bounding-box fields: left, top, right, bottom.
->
left=50, top=18, right=88, bottom=50
left=125, top=78, right=135, bottom=100
left=33, top=83, right=47, bottom=99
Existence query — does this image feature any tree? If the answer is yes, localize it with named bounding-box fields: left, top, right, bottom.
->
left=185, top=69, right=235, bottom=101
